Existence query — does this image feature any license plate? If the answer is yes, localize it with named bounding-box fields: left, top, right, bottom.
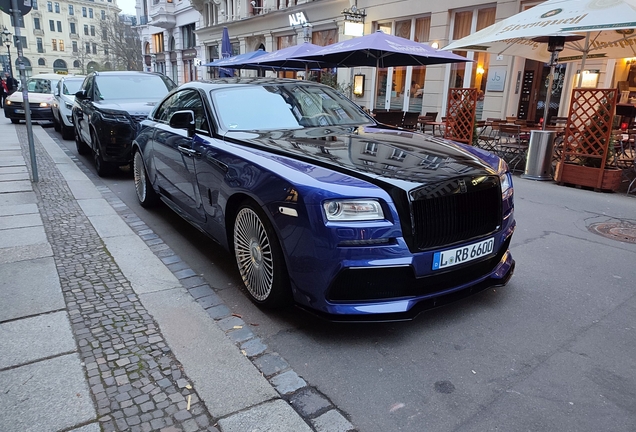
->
left=15, top=109, right=25, bottom=114
left=432, top=237, right=495, bottom=270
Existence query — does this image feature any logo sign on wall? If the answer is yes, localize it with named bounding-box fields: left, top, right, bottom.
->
left=486, top=66, right=508, bottom=92
left=0, top=0, right=32, bottom=16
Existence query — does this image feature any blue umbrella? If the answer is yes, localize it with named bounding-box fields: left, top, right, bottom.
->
left=295, top=30, right=470, bottom=68
left=202, top=49, right=268, bottom=68
left=247, top=43, right=334, bottom=71
left=220, top=27, right=233, bottom=77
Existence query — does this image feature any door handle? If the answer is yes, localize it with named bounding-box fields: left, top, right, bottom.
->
left=178, top=145, right=201, bottom=158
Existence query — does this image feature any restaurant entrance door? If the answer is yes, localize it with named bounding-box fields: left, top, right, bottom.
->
left=517, top=59, right=566, bottom=125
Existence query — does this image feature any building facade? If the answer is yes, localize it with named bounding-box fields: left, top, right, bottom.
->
left=134, top=0, right=202, bottom=85
left=1, top=0, right=122, bottom=78
left=131, top=0, right=624, bottom=121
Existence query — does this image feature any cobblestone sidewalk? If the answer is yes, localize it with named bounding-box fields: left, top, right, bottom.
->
left=16, top=127, right=218, bottom=432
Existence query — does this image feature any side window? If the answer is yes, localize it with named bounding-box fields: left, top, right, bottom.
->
left=156, top=92, right=180, bottom=123
left=177, top=90, right=209, bottom=134
left=83, top=77, right=94, bottom=100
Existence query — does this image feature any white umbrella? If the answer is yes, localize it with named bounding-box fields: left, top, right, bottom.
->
left=444, top=0, right=636, bottom=128
left=444, top=0, right=636, bottom=65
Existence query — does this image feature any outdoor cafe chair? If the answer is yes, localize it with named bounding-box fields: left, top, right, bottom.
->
left=495, top=124, right=529, bottom=172
left=477, top=119, right=504, bottom=152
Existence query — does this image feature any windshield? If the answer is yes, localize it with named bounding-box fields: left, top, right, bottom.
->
left=211, top=83, right=371, bottom=131
left=62, top=79, right=83, bottom=95
left=94, top=74, right=175, bottom=100
left=27, top=78, right=58, bottom=94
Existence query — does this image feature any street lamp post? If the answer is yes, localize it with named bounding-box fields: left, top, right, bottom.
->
left=1, top=27, right=12, bottom=77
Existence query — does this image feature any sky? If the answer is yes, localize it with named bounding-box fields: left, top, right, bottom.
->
left=118, top=0, right=136, bottom=16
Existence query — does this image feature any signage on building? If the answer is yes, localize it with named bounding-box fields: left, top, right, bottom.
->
left=486, top=66, right=507, bottom=92
left=182, top=49, right=197, bottom=60
left=289, top=11, right=309, bottom=27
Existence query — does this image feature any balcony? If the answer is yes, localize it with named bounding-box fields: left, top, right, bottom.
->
left=70, top=33, right=79, bottom=39
left=149, top=0, right=176, bottom=29
left=33, top=28, right=44, bottom=37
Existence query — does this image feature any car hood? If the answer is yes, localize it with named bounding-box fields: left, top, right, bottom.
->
left=94, top=99, right=159, bottom=115
left=7, top=92, right=55, bottom=104
left=225, top=126, right=503, bottom=190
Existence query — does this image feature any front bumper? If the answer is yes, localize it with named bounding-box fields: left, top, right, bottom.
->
left=4, top=105, right=54, bottom=122
left=95, top=121, right=137, bottom=164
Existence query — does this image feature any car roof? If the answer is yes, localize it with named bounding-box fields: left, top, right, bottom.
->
left=91, top=71, right=165, bottom=77
left=29, top=73, right=65, bottom=80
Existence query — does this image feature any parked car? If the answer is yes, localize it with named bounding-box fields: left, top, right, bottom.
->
left=3, top=73, right=61, bottom=124
left=132, top=78, right=516, bottom=321
left=73, top=71, right=176, bottom=176
left=51, top=75, right=85, bottom=140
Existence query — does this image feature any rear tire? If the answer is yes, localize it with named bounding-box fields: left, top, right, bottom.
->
left=232, top=201, right=292, bottom=308
left=133, top=150, right=159, bottom=208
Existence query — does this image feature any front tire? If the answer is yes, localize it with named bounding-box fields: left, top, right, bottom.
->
left=233, top=202, right=291, bottom=308
left=52, top=114, right=61, bottom=132
left=133, top=150, right=159, bottom=208
left=92, top=132, right=112, bottom=177
left=75, top=124, right=90, bottom=155
left=61, top=123, right=74, bottom=140
left=10, top=118, right=19, bottom=124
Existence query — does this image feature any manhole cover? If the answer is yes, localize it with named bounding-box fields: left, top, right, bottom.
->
left=588, top=222, right=636, bottom=243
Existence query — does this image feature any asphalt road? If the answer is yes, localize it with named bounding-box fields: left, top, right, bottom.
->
left=52, top=128, right=636, bottom=432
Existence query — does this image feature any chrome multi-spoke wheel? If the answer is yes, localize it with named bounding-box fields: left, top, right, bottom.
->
left=233, top=203, right=290, bottom=307
left=133, top=150, right=158, bottom=208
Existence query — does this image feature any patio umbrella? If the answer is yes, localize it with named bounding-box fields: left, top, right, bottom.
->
left=220, top=27, right=233, bottom=78
left=247, top=43, right=336, bottom=72
left=202, top=49, right=268, bottom=68
left=443, top=0, right=636, bottom=74
left=443, top=0, right=636, bottom=129
left=294, top=30, right=470, bottom=68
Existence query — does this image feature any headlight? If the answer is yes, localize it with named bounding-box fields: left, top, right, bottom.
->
left=100, top=110, right=129, bottom=122
left=323, top=199, right=384, bottom=221
left=500, top=172, right=513, bottom=198
left=64, top=102, right=73, bottom=110
left=39, top=102, right=51, bottom=108
left=5, top=100, right=11, bottom=106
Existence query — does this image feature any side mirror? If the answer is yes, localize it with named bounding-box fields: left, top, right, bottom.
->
left=75, top=90, right=88, bottom=100
left=169, top=110, right=196, bottom=136
left=54, top=88, right=60, bottom=97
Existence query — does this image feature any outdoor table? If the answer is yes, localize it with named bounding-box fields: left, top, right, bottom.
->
left=419, top=117, right=446, bottom=136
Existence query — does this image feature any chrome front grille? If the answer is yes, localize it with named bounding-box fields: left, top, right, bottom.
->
left=411, top=176, right=502, bottom=250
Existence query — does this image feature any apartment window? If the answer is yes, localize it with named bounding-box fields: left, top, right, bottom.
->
left=89, top=8, right=93, bottom=18
left=34, top=17, right=40, bottom=30
left=57, top=21, right=62, bottom=32
left=72, top=41, right=78, bottom=52
left=82, top=7, right=86, bottom=17
left=90, top=25, right=95, bottom=37
left=102, top=29, right=107, bottom=41
left=101, top=10, right=105, bottom=20
left=92, top=43, right=97, bottom=54
left=73, top=60, right=80, bottom=68
left=38, top=58, right=46, bottom=66
left=84, top=25, right=88, bottom=36
left=104, top=44, right=109, bottom=55
left=54, top=2, right=59, bottom=13
left=16, top=36, right=27, bottom=49
left=47, top=1, right=52, bottom=12
left=153, top=33, right=164, bottom=52
left=70, top=22, right=76, bottom=34
left=181, top=23, right=196, bottom=49
left=37, top=37, right=44, bottom=53
left=52, top=39, right=58, bottom=51
left=32, top=1, right=38, bottom=10
left=85, top=42, right=90, bottom=53
left=68, top=5, right=74, bottom=15
left=59, top=40, right=64, bottom=51
left=49, top=20, right=55, bottom=31
left=10, top=15, right=25, bottom=27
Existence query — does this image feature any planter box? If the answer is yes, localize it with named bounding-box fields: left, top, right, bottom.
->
left=555, top=162, right=622, bottom=191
